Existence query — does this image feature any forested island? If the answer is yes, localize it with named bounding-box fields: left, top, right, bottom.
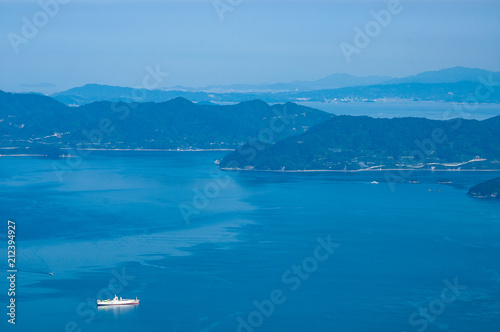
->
left=0, top=90, right=330, bottom=153
left=2, top=90, right=500, bottom=171
left=220, top=115, right=500, bottom=171
left=468, top=178, right=500, bottom=199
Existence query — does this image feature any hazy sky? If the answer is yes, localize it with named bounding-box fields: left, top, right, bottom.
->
left=1, top=0, right=499, bottom=93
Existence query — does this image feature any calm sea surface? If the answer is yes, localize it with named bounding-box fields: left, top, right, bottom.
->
left=296, top=101, right=500, bottom=120
left=1, top=151, right=499, bottom=332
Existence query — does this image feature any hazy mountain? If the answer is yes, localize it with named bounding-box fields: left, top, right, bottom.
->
left=51, top=81, right=500, bottom=107
left=0, top=90, right=331, bottom=153
left=224, top=66, right=500, bottom=94
left=384, top=66, right=500, bottom=85
left=279, top=81, right=500, bottom=103
left=48, top=67, right=500, bottom=106
left=191, top=73, right=392, bottom=92
left=50, top=84, right=214, bottom=106
left=220, top=115, right=500, bottom=171
left=51, top=73, right=391, bottom=105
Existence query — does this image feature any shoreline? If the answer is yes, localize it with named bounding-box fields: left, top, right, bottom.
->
left=220, top=168, right=500, bottom=173
left=61, top=148, right=234, bottom=152
left=0, top=154, right=45, bottom=157
left=2, top=151, right=499, bottom=173
left=0, top=149, right=233, bottom=157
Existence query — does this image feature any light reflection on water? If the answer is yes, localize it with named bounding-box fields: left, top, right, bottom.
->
left=1, top=152, right=499, bottom=332
left=97, top=304, right=139, bottom=317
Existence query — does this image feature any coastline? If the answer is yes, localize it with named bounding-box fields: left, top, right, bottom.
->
left=220, top=167, right=500, bottom=173
left=0, top=149, right=233, bottom=157
left=62, top=148, right=234, bottom=152
left=0, top=154, right=45, bottom=157
left=3, top=150, right=499, bottom=173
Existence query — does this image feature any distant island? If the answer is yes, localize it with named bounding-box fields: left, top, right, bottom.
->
left=468, top=178, right=500, bottom=199
left=48, top=67, right=500, bottom=106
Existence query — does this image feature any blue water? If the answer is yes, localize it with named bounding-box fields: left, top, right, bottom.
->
left=297, top=101, right=500, bottom=120
left=1, top=151, right=499, bottom=332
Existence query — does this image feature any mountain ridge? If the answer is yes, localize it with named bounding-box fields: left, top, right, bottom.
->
left=48, top=67, right=500, bottom=106
left=220, top=114, right=500, bottom=171
left=383, top=66, right=500, bottom=85
left=0, top=90, right=331, bottom=153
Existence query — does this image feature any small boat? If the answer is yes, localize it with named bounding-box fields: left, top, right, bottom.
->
left=370, top=181, right=379, bottom=184
left=97, top=295, right=140, bottom=306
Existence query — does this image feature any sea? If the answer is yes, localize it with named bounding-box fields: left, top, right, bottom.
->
left=296, top=101, right=500, bottom=120
left=0, top=149, right=499, bottom=332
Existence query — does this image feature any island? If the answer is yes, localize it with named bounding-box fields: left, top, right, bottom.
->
left=0, top=91, right=331, bottom=152
left=467, top=178, right=500, bottom=199
left=220, top=115, right=500, bottom=171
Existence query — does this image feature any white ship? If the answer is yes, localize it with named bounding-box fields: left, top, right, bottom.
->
left=97, top=295, right=140, bottom=306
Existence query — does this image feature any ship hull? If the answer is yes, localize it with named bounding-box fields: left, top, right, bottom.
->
left=97, top=301, right=139, bottom=306
left=97, top=296, right=140, bottom=306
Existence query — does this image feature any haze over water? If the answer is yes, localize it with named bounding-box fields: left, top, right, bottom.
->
left=298, top=101, right=500, bottom=120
